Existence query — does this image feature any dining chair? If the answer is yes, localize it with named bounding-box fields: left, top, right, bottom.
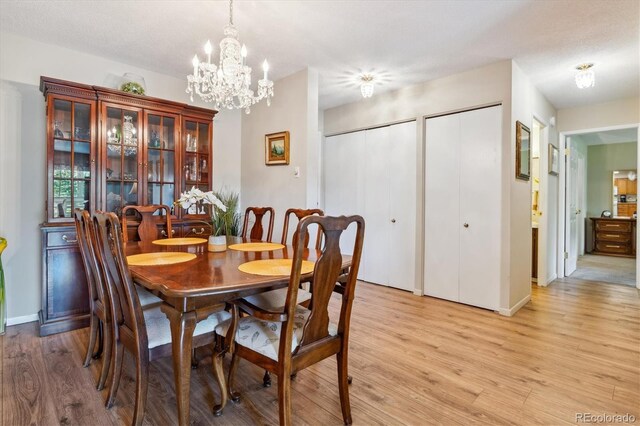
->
left=122, top=204, right=173, bottom=243
left=74, top=209, right=163, bottom=391
left=92, top=211, right=231, bottom=426
left=215, top=214, right=365, bottom=425
left=241, top=206, right=275, bottom=241
left=281, top=208, right=324, bottom=250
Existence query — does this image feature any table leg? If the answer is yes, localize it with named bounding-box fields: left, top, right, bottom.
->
left=161, top=304, right=197, bottom=426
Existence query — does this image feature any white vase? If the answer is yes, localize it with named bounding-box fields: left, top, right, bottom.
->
left=208, top=235, right=227, bottom=252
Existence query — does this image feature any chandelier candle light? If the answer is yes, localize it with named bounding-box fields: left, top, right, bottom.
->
left=186, top=0, right=274, bottom=113
left=575, top=63, right=595, bottom=89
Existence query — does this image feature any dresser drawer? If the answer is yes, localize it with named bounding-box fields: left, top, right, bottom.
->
left=47, top=231, right=79, bottom=248
left=595, top=220, right=632, bottom=232
left=596, top=231, right=632, bottom=243
left=183, top=224, right=212, bottom=237
left=595, top=241, right=632, bottom=255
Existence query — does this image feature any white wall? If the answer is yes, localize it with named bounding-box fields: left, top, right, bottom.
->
left=0, top=32, right=241, bottom=323
left=557, top=97, right=640, bottom=133
left=240, top=68, right=319, bottom=242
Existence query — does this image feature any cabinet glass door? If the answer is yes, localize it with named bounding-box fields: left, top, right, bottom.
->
left=145, top=113, right=177, bottom=209
left=51, top=99, right=94, bottom=220
left=104, top=106, right=141, bottom=216
left=183, top=120, right=210, bottom=214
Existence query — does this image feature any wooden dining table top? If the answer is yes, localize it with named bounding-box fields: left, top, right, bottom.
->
left=125, top=236, right=352, bottom=299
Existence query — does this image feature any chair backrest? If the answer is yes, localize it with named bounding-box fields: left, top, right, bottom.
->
left=281, top=208, right=324, bottom=250
left=281, top=215, right=365, bottom=361
left=241, top=207, right=275, bottom=241
left=74, top=209, right=99, bottom=304
left=122, top=205, right=172, bottom=243
left=93, top=211, right=148, bottom=352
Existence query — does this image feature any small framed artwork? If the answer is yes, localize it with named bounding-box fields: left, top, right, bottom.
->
left=515, top=121, right=531, bottom=181
left=549, top=144, right=559, bottom=175
left=265, top=131, right=290, bottom=166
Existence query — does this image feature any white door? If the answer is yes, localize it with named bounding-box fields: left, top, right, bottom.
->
left=565, top=138, right=579, bottom=276
left=458, top=106, right=501, bottom=310
left=388, top=121, right=417, bottom=291
left=577, top=151, right=586, bottom=256
left=424, top=113, right=461, bottom=302
left=361, top=126, right=391, bottom=285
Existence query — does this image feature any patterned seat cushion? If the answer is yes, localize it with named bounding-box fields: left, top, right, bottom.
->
left=215, top=305, right=337, bottom=361
left=136, top=287, right=163, bottom=307
left=144, top=307, right=231, bottom=349
left=241, top=288, right=312, bottom=312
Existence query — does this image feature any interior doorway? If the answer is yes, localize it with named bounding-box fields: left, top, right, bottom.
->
left=561, top=126, right=638, bottom=287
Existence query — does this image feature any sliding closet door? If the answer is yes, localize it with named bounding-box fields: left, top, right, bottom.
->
left=458, top=106, right=501, bottom=310
left=424, top=113, right=461, bottom=302
left=361, top=125, right=391, bottom=284
left=388, top=121, right=417, bottom=291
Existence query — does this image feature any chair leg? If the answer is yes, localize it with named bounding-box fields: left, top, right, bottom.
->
left=212, top=347, right=230, bottom=416
left=132, top=351, right=149, bottom=426
left=228, top=351, right=241, bottom=402
left=337, top=352, right=352, bottom=425
left=97, top=322, right=112, bottom=391
left=93, top=320, right=104, bottom=360
left=83, top=313, right=98, bottom=367
left=263, top=370, right=272, bottom=388
left=278, top=371, right=293, bottom=426
left=106, top=340, right=124, bottom=409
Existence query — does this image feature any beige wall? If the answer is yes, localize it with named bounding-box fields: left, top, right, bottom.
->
left=557, top=97, right=640, bottom=133
left=0, top=32, right=242, bottom=323
left=240, top=68, right=319, bottom=242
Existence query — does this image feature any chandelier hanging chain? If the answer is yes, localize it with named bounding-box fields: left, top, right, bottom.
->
left=186, top=0, right=274, bottom=113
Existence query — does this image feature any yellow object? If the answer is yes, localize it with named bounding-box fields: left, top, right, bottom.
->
left=127, top=252, right=197, bottom=266
left=238, top=259, right=315, bottom=276
left=152, top=237, right=207, bottom=246
left=228, top=242, right=285, bottom=252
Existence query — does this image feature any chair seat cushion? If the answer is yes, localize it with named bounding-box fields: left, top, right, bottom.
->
left=136, top=286, right=163, bottom=307
left=144, top=307, right=231, bottom=349
left=241, top=288, right=312, bottom=312
left=215, top=305, right=337, bottom=361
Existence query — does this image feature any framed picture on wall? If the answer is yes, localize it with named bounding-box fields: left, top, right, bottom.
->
left=549, top=144, right=559, bottom=175
left=515, top=121, right=531, bottom=181
left=265, top=131, right=290, bottom=165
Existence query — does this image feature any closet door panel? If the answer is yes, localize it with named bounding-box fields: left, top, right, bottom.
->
left=424, top=114, right=460, bottom=302
left=362, top=126, right=391, bottom=285
left=458, top=106, right=501, bottom=310
left=388, top=121, right=417, bottom=291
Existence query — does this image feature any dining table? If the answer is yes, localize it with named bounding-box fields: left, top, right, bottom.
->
left=125, top=236, right=352, bottom=426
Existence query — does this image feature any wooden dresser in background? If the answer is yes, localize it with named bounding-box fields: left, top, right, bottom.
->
left=590, top=217, right=636, bottom=258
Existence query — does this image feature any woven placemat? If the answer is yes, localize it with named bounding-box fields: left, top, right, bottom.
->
left=151, top=237, right=207, bottom=246
left=127, top=252, right=197, bottom=266
left=238, top=259, right=314, bottom=276
left=228, top=242, right=285, bottom=252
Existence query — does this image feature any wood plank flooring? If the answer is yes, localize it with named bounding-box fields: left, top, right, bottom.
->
left=2, top=278, right=639, bottom=425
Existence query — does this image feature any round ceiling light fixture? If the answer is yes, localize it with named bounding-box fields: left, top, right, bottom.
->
left=575, top=63, right=595, bottom=89
left=360, top=74, right=375, bottom=98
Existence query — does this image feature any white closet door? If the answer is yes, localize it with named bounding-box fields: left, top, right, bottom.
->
left=424, top=113, right=461, bottom=302
left=458, top=106, right=501, bottom=310
left=362, top=126, right=391, bottom=285
left=388, top=121, right=417, bottom=291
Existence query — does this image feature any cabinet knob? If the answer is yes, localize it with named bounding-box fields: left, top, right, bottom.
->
left=192, top=227, right=205, bottom=235
left=161, top=229, right=175, bottom=237
left=463, top=223, right=469, bottom=228
left=391, top=219, right=396, bottom=223
left=62, top=234, right=78, bottom=243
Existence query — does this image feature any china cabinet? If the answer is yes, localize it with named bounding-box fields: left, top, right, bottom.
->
left=39, top=77, right=217, bottom=336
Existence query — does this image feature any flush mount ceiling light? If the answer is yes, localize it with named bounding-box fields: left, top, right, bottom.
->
left=628, top=171, right=637, bottom=181
left=360, top=74, right=375, bottom=98
left=186, top=0, right=273, bottom=113
left=574, top=63, right=595, bottom=89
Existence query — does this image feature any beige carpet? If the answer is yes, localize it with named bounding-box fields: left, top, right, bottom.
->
left=570, top=254, right=636, bottom=287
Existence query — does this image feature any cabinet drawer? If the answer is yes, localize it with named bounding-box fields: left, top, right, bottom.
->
left=595, top=241, right=632, bottom=255
left=596, top=232, right=631, bottom=243
left=47, top=231, right=79, bottom=247
left=158, top=226, right=182, bottom=239
left=595, top=221, right=632, bottom=232
left=183, top=224, right=212, bottom=237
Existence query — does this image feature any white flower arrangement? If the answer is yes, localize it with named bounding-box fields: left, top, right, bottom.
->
left=175, top=187, right=227, bottom=235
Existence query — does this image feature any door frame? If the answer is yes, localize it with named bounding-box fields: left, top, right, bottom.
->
left=557, top=124, right=640, bottom=289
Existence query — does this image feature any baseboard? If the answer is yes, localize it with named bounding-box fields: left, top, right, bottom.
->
left=498, top=294, right=531, bottom=317
left=6, top=313, right=39, bottom=326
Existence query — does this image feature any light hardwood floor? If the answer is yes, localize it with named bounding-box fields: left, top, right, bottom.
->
left=2, top=278, right=639, bottom=425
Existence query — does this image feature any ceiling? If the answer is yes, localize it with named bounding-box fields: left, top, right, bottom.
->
left=1, top=0, right=638, bottom=110
left=572, top=128, right=638, bottom=146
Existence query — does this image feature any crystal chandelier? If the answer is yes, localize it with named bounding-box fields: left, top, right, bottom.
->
left=575, top=63, right=595, bottom=89
left=360, top=74, right=375, bottom=98
left=186, top=0, right=273, bottom=114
